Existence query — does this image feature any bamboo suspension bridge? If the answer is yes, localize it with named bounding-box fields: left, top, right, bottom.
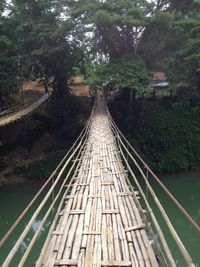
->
left=0, top=92, right=51, bottom=127
left=1, top=94, right=199, bottom=267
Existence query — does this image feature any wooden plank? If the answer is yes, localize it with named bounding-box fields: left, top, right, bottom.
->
left=111, top=170, right=128, bottom=175
left=116, top=192, right=133, bottom=197
left=83, top=231, right=101, bottom=235
left=77, top=183, right=90, bottom=186
left=54, top=259, right=78, bottom=265
left=102, top=209, right=119, bottom=214
left=87, top=195, right=101, bottom=198
left=101, top=182, right=114, bottom=186
left=52, top=231, right=63, bottom=236
left=125, top=224, right=145, bottom=232
left=69, top=210, right=85, bottom=215
left=101, top=260, right=132, bottom=266
left=65, top=195, right=75, bottom=199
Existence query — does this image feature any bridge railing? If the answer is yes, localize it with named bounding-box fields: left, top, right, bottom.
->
left=0, top=112, right=93, bottom=266
left=0, top=103, right=25, bottom=117
left=108, top=110, right=199, bottom=267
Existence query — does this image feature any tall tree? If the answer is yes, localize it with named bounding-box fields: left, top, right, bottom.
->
left=11, top=0, right=82, bottom=99
left=68, top=0, right=154, bottom=59
left=140, top=0, right=200, bottom=69
left=0, top=9, right=19, bottom=106
left=170, top=19, right=200, bottom=105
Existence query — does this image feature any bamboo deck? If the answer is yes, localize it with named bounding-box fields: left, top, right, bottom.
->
left=37, top=96, right=159, bottom=267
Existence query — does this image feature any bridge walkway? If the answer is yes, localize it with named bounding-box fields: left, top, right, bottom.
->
left=37, top=96, right=159, bottom=267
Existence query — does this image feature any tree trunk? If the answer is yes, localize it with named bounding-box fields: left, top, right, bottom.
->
left=53, top=73, right=70, bottom=118
left=0, top=89, right=3, bottom=109
left=20, top=81, right=24, bottom=104
left=134, top=40, right=139, bottom=56
left=128, top=88, right=135, bottom=117
left=170, top=88, right=173, bottom=102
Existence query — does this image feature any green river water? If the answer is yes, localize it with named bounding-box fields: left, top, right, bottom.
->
left=0, top=172, right=199, bottom=266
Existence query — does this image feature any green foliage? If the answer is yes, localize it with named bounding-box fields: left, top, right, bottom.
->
left=8, top=0, right=83, bottom=100
left=140, top=12, right=183, bottom=69
left=0, top=16, right=19, bottom=103
left=86, top=57, right=150, bottom=96
left=124, top=101, right=200, bottom=172
left=139, top=1, right=200, bottom=104
left=168, top=0, right=200, bottom=14
left=69, top=0, right=152, bottom=58
left=169, top=20, right=200, bottom=104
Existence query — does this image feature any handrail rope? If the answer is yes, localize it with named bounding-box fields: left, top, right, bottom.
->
left=108, top=120, right=176, bottom=267
left=18, top=130, right=90, bottom=267
left=2, top=120, right=92, bottom=267
left=0, top=102, right=23, bottom=113
left=0, top=116, right=91, bottom=248
left=109, top=112, right=200, bottom=234
left=0, top=103, right=24, bottom=117
left=35, top=131, right=91, bottom=267
left=111, top=123, right=195, bottom=267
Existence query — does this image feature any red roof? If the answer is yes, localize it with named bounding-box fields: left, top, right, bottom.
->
left=153, top=72, right=167, bottom=80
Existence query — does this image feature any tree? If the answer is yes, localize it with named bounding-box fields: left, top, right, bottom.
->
left=170, top=19, right=200, bottom=105
left=68, top=0, right=154, bottom=59
left=139, top=0, right=200, bottom=105
left=0, top=13, right=19, bottom=106
left=139, top=12, right=179, bottom=68
left=11, top=0, right=82, bottom=99
left=87, top=56, right=150, bottom=107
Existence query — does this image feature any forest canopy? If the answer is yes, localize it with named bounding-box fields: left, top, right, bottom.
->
left=0, top=0, right=200, bottom=105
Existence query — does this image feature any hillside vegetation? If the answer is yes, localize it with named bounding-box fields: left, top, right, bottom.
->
left=110, top=99, right=200, bottom=172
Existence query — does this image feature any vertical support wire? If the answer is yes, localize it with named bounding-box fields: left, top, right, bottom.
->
left=126, top=141, right=129, bottom=163
left=51, top=175, right=55, bottom=216
left=146, top=167, right=149, bottom=199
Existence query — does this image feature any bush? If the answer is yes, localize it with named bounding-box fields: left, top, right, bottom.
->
left=14, top=150, right=66, bottom=180
left=112, top=100, right=200, bottom=172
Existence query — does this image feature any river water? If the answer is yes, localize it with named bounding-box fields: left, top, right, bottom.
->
left=0, top=173, right=199, bottom=266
